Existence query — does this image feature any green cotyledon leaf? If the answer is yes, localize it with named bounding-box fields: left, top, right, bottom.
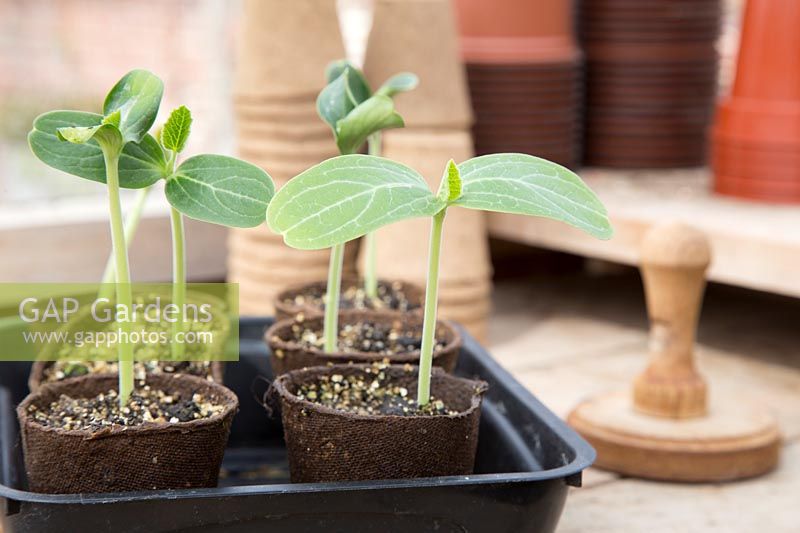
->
left=317, top=70, right=357, bottom=131
left=28, top=110, right=167, bottom=188
left=376, top=72, right=419, bottom=97
left=325, top=60, right=372, bottom=103
left=267, top=154, right=444, bottom=250
left=166, top=154, right=275, bottom=227
left=452, top=153, right=613, bottom=239
left=103, top=69, right=164, bottom=145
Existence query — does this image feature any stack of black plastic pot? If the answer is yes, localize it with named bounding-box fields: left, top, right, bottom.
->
left=580, top=0, right=722, bottom=168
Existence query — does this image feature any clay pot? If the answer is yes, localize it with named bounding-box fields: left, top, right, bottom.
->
left=454, top=0, right=578, bottom=63
left=273, top=364, right=487, bottom=482
left=273, top=278, right=425, bottom=321
left=17, top=373, right=238, bottom=494
left=712, top=0, right=800, bottom=202
left=265, top=311, right=462, bottom=376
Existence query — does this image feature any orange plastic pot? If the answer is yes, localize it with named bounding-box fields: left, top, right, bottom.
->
left=453, top=0, right=578, bottom=63
left=713, top=174, right=800, bottom=203
left=712, top=0, right=800, bottom=202
left=712, top=144, right=800, bottom=182
left=714, top=100, right=800, bottom=146
left=729, top=0, right=800, bottom=101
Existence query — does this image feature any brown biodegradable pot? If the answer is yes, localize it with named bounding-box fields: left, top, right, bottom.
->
left=265, top=311, right=462, bottom=376
left=273, top=278, right=425, bottom=321
left=17, top=373, right=238, bottom=494
left=27, top=360, right=226, bottom=393
left=273, top=364, right=488, bottom=482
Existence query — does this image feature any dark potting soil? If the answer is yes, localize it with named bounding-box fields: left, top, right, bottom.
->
left=286, top=318, right=446, bottom=355
left=294, top=364, right=457, bottom=417
left=42, top=361, right=217, bottom=384
left=26, top=383, right=226, bottom=431
left=284, top=281, right=419, bottom=313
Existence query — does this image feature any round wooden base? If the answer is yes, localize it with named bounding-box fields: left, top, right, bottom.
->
left=568, top=391, right=781, bottom=482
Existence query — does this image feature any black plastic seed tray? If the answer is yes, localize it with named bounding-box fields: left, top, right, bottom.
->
left=0, top=317, right=594, bottom=532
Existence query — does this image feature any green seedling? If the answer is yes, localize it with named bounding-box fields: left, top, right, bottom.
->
left=29, top=70, right=274, bottom=405
left=315, top=60, right=418, bottom=352
left=268, top=153, right=613, bottom=406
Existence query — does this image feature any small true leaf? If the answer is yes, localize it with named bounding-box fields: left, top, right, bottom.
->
left=453, top=153, right=613, bottom=239
left=161, top=105, right=192, bottom=153
left=376, top=72, right=419, bottom=97
left=103, top=69, right=164, bottom=145
left=335, top=95, right=404, bottom=155
left=437, top=159, right=462, bottom=203
left=102, top=110, right=121, bottom=128
left=29, top=110, right=167, bottom=188
left=166, top=155, right=274, bottom=227
left=267, top=154, right=444, bottom=250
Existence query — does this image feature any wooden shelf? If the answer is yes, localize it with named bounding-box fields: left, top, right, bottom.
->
left=488, top=168, right=800, bottom=298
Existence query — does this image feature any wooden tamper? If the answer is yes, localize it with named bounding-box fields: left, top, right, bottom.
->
left=568, top=222, right=781, bottom=482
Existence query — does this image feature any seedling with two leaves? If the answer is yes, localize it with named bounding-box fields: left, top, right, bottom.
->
left=29, top=70, right=275, bottom=405
left=315, top=60, right=418, bottom=353
left=268, top=153, right=613, bottom=406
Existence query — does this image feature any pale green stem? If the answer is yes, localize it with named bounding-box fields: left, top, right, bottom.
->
left=417, top=208, right=446, bottom=406
left=324, top=242, right=345, bottom=353
left=101, top=146, right=134, bottom=406
left=99, top=187, right=151, bottom=300
left=170, top=206, right=186, bottom=360
left=363, top=133, right=382, bottom=299
left=363, top=232, right=378, bottom=299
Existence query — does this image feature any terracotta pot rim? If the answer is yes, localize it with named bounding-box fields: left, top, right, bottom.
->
left=18, top=372, right=239, bottom=439
left=461, top=36, right=580, bottom=64
left=265, top=311, right=462, bottom=364
left=273, top=363, right=487, bottom=422
left=715, top=101, right=800, bottom=144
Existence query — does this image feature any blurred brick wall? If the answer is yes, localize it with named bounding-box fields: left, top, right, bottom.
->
left=0, top=0, right=240, bottom=202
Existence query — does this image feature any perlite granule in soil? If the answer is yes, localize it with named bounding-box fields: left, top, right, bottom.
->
left=27, top=383, right=225, bottom=431
left=282, top=318, right=447, bottom=355
left=294, top=364, right=459, bottom=417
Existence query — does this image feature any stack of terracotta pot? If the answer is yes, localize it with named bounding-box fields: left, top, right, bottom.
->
left=454, top=0, right=583, bottom=169
left=362, top=0, right=492, bottom=342
left=713, top=0, right=800, bottom=203
left=228, top=0, right=357, bottom=314
left=580, top=0, right=722, bottom=168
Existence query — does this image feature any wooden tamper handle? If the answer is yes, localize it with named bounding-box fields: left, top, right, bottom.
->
left=633, top=222, right=711, bottom=419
